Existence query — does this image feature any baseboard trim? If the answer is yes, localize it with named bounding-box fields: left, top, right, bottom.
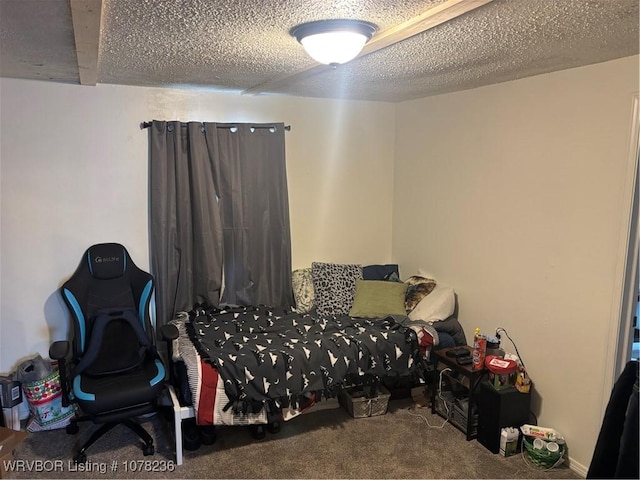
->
left=568, top=456, right=588, bottom=478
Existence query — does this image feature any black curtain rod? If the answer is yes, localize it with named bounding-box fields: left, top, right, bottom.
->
left=140, top=121, right=291, bottom=131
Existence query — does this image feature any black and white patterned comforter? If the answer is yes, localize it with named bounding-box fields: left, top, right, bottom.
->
left=186, top=305, right=423, bottom=414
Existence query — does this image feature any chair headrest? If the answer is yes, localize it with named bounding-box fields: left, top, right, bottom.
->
left=86, top=243, right=127, bottom=280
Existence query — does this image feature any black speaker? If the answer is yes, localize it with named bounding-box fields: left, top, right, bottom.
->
left=477, top=381, right=531, bottom=454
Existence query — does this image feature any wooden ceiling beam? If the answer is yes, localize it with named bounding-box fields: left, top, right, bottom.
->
left=70, top=0, right=103, bottom=86
left=242, top=0, right=493, bottom=96
left=361, top=0, right=493, bottom=55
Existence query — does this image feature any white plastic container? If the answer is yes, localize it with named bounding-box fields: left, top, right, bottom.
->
left=500, top=427, right=520, bottom=457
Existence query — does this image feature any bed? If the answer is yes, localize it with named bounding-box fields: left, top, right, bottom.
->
left=164, top=263, right=467, bottom=464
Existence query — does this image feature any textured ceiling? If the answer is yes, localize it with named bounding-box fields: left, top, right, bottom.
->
left=1, top=0, right=638, bottom=102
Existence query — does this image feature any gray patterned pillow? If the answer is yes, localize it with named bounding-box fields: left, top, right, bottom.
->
left=312, top=262, right=363, bottom=316
left=292, top=268, right=315, bottom=313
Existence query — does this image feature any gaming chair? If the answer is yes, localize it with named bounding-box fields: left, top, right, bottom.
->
left=50, top=243, right=175, bottom=463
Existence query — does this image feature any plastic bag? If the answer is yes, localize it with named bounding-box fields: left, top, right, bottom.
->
left=15, top=354, right=52, bottom=383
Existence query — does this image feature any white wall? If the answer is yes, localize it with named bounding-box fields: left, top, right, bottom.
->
left=0, top=79, right=396, bottom=373
left=393, top=56, right=639, bottom=474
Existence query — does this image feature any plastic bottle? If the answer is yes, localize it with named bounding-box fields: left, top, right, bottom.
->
left=500, top=427, right=520, bottom=456
left=485, top=335, right=505, bottom=357
left=472, top=327, right=487, bottom=371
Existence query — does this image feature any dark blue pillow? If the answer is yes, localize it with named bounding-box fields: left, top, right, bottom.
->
left=362, top=264, right=400, bottom=281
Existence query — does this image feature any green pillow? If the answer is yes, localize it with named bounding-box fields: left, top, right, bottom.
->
left=348, top=280, right=408, bottom=318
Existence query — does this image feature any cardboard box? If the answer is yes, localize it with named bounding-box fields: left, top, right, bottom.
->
left=0, top=427, right=27, bottom=478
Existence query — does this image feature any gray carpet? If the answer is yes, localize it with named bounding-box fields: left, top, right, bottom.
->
left=8, top=397, right=581, bottom=479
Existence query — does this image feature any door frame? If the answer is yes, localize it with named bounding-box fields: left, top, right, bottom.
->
left=602, top=92, right=640, bottom=414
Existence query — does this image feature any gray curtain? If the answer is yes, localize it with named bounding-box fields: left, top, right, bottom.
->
left=149, top=121, right=293, bottom=326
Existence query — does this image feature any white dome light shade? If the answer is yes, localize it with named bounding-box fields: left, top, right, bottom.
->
left=300, top=31, right=368, bottom=65
left=291, top=20, right=376, bottom=66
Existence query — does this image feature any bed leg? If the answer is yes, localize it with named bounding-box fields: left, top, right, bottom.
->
left=168, top=385, right=184, bottom=466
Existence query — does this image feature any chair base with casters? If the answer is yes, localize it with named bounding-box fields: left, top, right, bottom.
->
left=67, top=417, right=155, bottom=464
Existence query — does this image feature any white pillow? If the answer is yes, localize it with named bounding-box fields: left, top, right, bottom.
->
left=418, top=268, right=437, bottom=280
left=408, top=284, right=455, bottom=322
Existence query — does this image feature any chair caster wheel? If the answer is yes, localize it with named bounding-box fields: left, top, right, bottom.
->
left=74, top=452, right=87, bottom=464
left=66, top=423, right=79, bottom=435
left=142, top=444, right=155, bottom=456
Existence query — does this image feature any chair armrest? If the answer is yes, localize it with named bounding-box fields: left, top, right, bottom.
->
left=49, top=341, right=71, bottom=407
left=160, top=324, right=179, bottom=341
left=49, top=340, right=70, bottom=360
left=159, top=324, right=179, bottom=385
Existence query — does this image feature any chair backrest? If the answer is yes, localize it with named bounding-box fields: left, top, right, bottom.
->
left=61, top=243, right=155, bottom=359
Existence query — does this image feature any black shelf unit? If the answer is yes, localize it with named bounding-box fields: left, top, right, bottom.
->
left=431, top=347, right=486, bottom=441
left=476, top=381, right=531, bottom=454
left=433, top=369, right=479, bottom=437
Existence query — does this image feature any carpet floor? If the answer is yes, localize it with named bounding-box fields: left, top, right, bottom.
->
left=7, top=397, right=581, bottom=479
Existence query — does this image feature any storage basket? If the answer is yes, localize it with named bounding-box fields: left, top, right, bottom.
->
left=522, top=436, right=565, bottom=468
left=339, top=385, right=391, bottom=418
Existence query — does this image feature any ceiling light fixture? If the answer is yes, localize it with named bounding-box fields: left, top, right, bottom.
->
left=291, top=19, right=377, bottom=66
